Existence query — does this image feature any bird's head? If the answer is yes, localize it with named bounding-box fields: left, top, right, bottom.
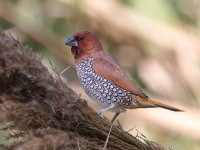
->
left=65, top=30, right=102, bottom=60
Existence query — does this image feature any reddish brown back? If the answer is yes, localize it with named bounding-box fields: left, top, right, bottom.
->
left=92, top=51, right=148, bottom=99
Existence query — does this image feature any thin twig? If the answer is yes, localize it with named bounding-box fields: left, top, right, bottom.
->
left=60, top=65, right=71, bottom=75
left=103, top=125, right=113, bottom=150
left=127, top=125, right=137, bottom=133
left=78, top=141, right=81, bottom=150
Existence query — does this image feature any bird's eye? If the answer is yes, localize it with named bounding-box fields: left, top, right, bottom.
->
left=79, top=36, right=84, bottom=41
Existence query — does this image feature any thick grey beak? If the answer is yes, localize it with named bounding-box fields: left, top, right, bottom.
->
left=65, top=36, right=78, bottom=47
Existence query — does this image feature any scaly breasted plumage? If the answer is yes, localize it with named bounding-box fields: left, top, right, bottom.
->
left=65, top=30, right=182, bottom=123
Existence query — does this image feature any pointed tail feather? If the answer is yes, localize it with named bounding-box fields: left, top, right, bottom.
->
left=149, top=99, right=183, bottom=112
left=137, top=97, right=183, bottom=112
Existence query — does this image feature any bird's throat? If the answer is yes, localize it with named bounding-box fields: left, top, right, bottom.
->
left=71, top=47, right=77, bottom=55
left=71, top=47, right=86, bottom=61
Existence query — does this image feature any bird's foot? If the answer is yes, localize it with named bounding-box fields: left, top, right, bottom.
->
left=116, top=120, right=123, bottom=130
left=97, top=111, right=105, bottom=118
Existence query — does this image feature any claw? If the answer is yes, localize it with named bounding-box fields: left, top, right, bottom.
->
left=97, top=111, right=104, bottom=118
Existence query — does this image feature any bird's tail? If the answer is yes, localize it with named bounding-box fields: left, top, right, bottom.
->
left=136, top=97, right=183, bottom=112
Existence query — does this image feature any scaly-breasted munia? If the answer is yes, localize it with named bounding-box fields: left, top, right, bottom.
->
left=65, top=30, right=182, bottom=123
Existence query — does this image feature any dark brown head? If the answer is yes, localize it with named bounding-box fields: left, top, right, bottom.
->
left=65, top=30, right=102, bottom=61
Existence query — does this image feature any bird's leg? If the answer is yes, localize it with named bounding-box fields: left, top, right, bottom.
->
left=116, top=120, right=123, bottom=130
left=97, top=104, right=115, bottom=118
left=110, top=112, right=120, bottom=123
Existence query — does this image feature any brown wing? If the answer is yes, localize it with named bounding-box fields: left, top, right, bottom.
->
left=92, top=51, right=148, bottom=99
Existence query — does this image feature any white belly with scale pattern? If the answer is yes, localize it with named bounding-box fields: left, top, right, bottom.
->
left=76, top=57, right=135, bottom=112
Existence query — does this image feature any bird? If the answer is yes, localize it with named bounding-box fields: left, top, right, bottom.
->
left=65, top=30, right=183, bottom=123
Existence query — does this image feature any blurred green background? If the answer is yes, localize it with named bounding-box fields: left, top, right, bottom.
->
left=0, top=0, right=200, bottom=149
